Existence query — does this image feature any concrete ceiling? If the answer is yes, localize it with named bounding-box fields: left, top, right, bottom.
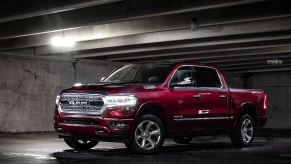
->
left=0, top=0, right=291, bottom=74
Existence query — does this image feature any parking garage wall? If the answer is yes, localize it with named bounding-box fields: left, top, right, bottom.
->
left=0, top=57, right=121, bottom=132
left=223, top=72, right=244, bottom=89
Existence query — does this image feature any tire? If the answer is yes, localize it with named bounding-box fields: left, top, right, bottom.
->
left=173, top=136, right=192, bottom=144
left=128, top=114, right=165, bottom=154
left=230, top=114, right=255, bottom=147
left=64, top=138, right=98, bottom=150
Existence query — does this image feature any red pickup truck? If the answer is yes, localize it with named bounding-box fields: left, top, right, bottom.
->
left=54, top=62, right=267, bottom=154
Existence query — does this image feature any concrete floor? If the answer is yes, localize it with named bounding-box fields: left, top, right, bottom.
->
left=0, top=130, right=291, bottom=164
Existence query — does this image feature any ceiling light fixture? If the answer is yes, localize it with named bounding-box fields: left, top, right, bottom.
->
left=50, top=36, right=76, bottom=47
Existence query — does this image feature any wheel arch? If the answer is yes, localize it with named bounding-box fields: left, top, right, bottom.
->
left=238, top=103, right=257, bottom=126
left=135, top=102, right=168, bottom=134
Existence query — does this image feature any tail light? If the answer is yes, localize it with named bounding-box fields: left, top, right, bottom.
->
left=263, top=94, right=267, bottom=111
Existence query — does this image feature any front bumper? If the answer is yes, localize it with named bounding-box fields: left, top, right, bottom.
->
left=54, top=114, right=134, bottom=141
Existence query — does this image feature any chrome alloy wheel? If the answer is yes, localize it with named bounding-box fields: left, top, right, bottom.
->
left=241, top=118, right=254, bottom=144
left=135, top=120, right=161, bottom=150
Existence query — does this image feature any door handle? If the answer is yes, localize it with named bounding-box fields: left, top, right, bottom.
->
left=219, top=95, right=227, bottom=98
left=192, top=94, right=201, bottom=98
left=199, top=110, right=210, bottom=115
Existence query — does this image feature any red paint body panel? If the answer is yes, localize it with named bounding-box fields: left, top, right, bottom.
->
left=54, top=63, right=267, bottom=141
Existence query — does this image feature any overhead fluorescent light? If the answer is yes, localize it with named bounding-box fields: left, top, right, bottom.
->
left=50, top=36, right=76, bottom=47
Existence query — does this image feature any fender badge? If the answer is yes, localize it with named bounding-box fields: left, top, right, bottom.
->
left=173, top=115, right=183, bottom=119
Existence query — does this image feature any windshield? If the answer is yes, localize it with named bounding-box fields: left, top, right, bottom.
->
left=103, top=64, right=172, bottom=84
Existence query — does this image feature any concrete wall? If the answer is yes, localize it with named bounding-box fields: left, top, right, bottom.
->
left=0, top=57, right=121, bottom=132
left=223, top=72, right=244, bottom=89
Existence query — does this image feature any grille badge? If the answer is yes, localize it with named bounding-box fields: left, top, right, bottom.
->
left=69, top=101, right=88, bottom=106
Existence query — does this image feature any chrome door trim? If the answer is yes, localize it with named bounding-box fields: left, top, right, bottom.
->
left=173, top=116, right=232, bottom=121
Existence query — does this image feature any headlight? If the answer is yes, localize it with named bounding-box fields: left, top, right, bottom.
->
left=103, top=95, right=137, bottom=107
left=56, top=95, right=60, bottom=105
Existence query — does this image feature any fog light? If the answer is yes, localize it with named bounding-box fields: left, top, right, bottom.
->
left=110, top=122, right=128, bottom=128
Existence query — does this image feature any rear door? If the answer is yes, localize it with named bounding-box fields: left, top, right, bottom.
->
left=193, top=66, right=230, bottom=131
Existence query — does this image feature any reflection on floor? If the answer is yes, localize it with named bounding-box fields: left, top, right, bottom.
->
left=0, top=129, right=291, bottom=164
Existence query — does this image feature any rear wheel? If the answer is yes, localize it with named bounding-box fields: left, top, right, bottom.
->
left=128, top=114, right=165, bottom=154
left=64, top=138, right=98, bottom=150
left=173, top=136, right=192, bottom=144
left=230, top=114, right=255, bottom=147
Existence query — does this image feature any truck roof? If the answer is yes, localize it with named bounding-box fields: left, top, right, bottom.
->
left=131, top=61, right=218, bottom=69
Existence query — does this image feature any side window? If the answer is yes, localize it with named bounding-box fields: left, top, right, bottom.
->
left=195, top=67, right=221, bottom=88
left=170, top=66, right=196, bottom=87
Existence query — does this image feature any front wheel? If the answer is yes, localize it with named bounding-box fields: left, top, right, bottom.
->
left=230, top=114, right=255, bottom=147
left=128, top=114, right=165, bottom=154
left=64, top=139, right=98, bottom=150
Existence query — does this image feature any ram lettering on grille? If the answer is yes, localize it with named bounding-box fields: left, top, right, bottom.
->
left=59, top=93, right=104, bottom=114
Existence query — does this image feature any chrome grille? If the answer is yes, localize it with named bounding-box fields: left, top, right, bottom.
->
left=59, top=93, right=104, bottom=114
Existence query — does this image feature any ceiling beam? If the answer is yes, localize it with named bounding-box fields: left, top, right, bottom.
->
left=0, top=0, right=123, bottom=24
left=120, top=45, right=291, bottom=63
left=212, top=56, right=291, bottom=67
left=107, top=39, right=291, bottom=61
left=0, top=11, right=193, bottom=50
left=201, top=53, right=291, bottom=65
left=74, top=32, right=291, bottom=59
left=175, top=52, right=291, bottom=65
left=0, top=0, right=268, bottom=40
left=223, top=64, right=291, bottom=73
left=219, top=59, right=291, bottom=69
left=4, top=31, right=291, bottom=59
left=31, top=16, right=291, bottom=56
left=0, top=0, right=288, bottom=50
left=234, top=67, right=291, bottom=73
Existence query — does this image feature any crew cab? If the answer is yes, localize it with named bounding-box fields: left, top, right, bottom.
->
left=54, top=62, right=267, bottom=154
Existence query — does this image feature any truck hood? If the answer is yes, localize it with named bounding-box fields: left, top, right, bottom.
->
left=61, top=82, right=157, bottom=94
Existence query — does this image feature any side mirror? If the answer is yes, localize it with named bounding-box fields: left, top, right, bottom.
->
left=148, top=76, right=158, bottom=82
left=177, top=77, right=194, bottom=85
left=170, top=77, right=194, bottom=88
left=100, top=77, right=105, bottom=82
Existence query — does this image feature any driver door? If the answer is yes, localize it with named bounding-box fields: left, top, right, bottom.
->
left=169, top=66, right=202, bottom=133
